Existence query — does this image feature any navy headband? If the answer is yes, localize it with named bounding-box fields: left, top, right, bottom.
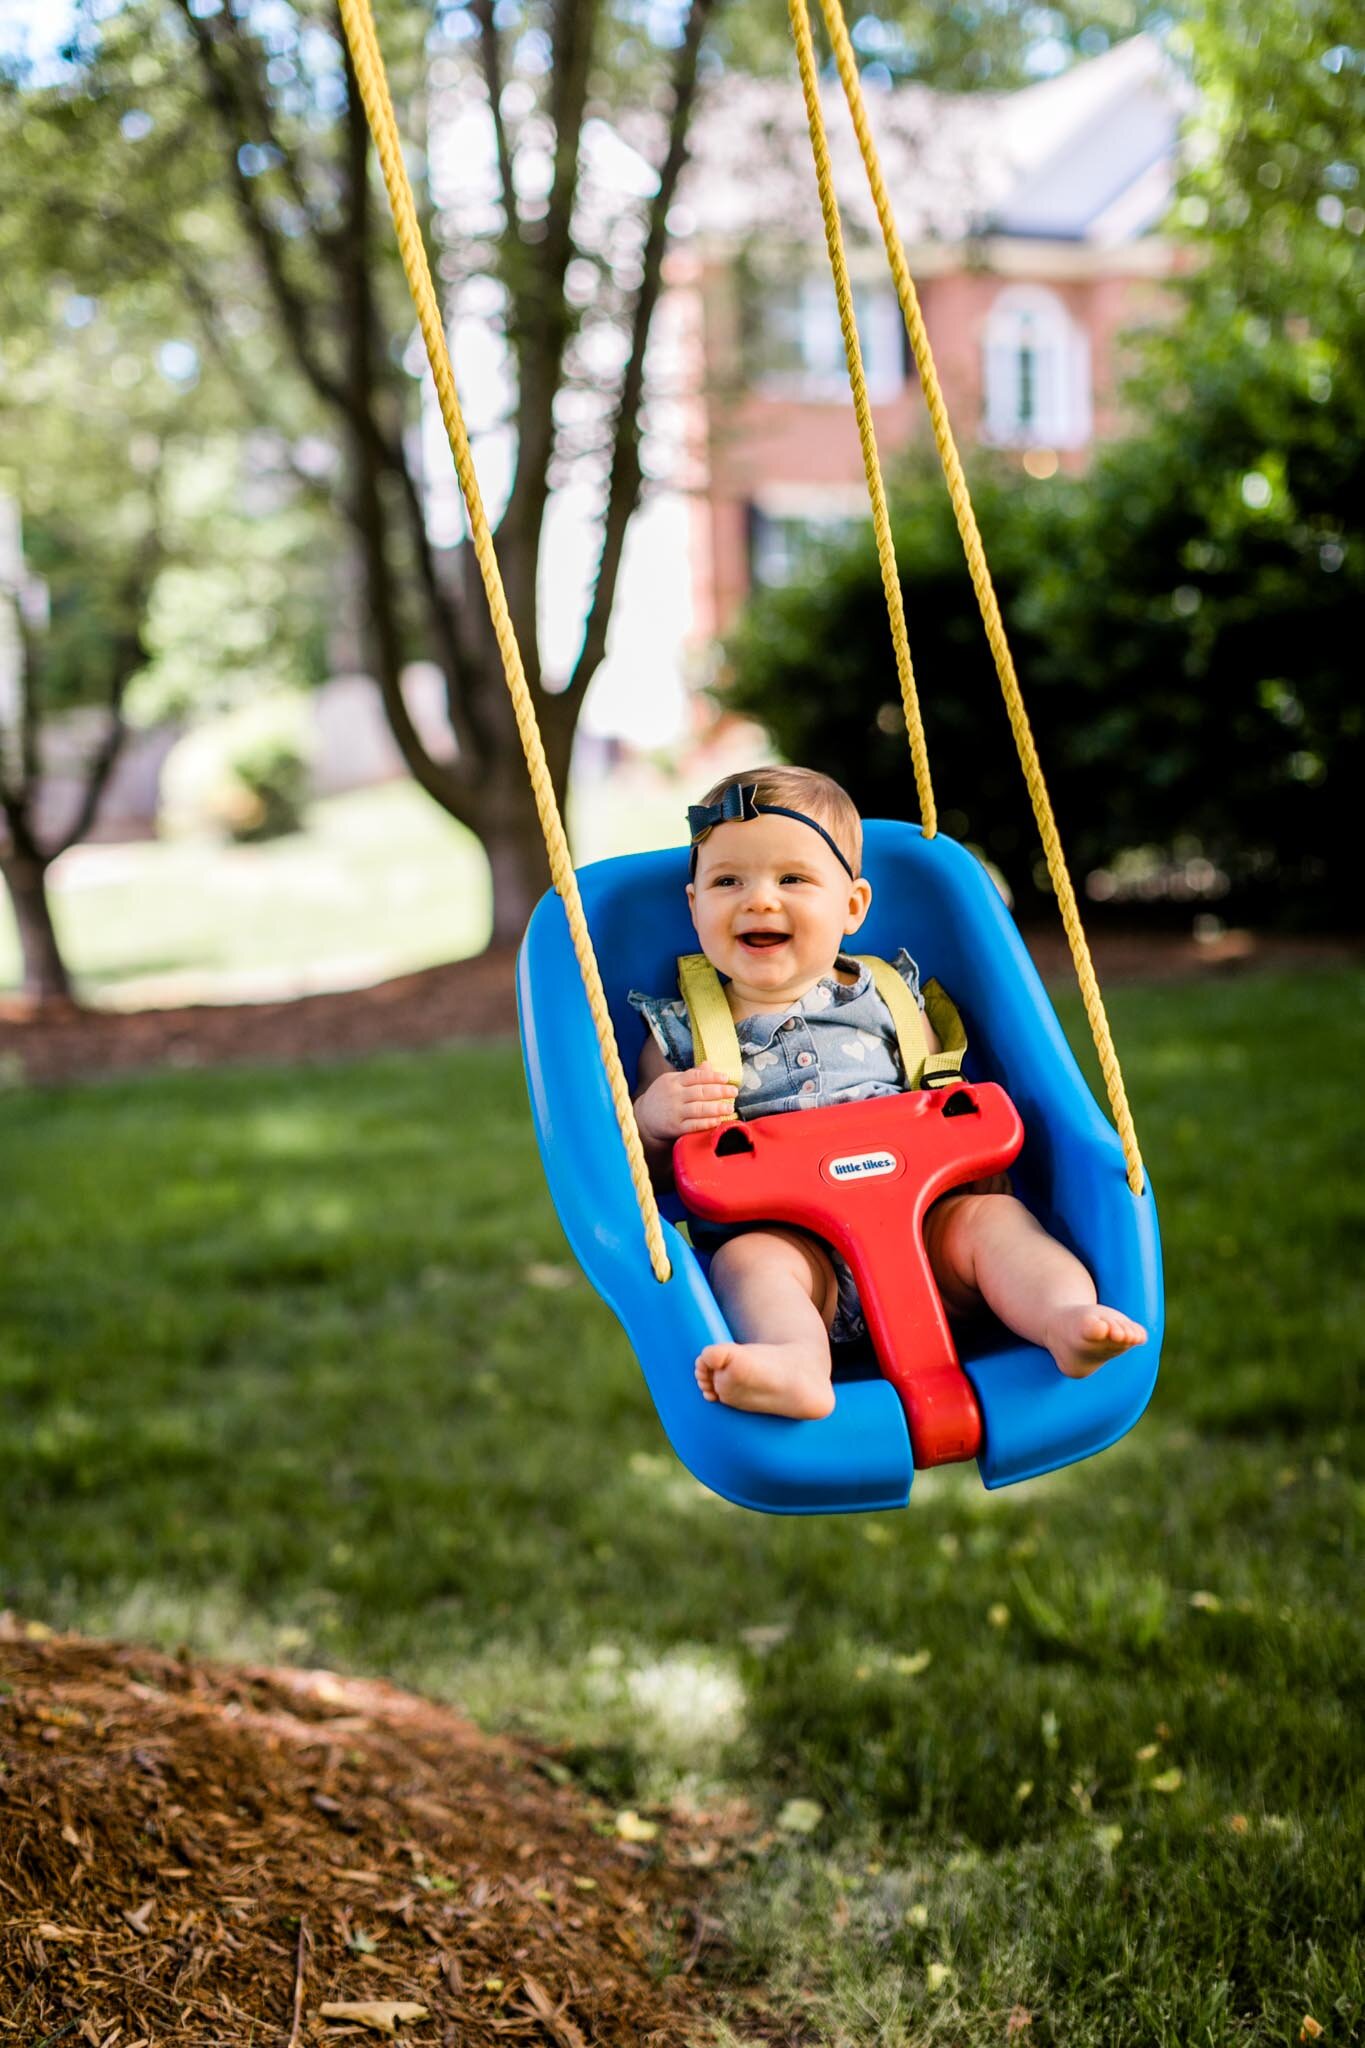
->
left=686, top=783, right=857, bottom=880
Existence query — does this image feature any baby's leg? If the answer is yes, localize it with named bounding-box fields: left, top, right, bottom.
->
left=925, top=1193, right=1146, bottom=1378
left=697, top=1228, right=838, bottom=1419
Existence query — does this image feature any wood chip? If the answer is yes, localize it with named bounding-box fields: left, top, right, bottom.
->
left=318, top=2002, right=430, bottom=2035
left=1, top=1632, right=732, bottom=2045
left=519, top=1974, right=587, bottom=2048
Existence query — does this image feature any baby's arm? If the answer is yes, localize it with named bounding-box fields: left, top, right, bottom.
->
left=632, top=1035, right=738, bottom=1189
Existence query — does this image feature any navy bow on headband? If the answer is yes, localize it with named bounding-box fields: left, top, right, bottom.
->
left=685, top=782, right=761, bottom=839
left=686, top=783, right=857, bottom=880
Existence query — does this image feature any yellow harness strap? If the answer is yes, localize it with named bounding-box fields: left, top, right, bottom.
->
left=921, top=982, right=969, bottom=1089
left=857, top=960, right=966, bottom=1091
left=678, top=953, right=745, bottom=1090
left=677, top=954, right=965, bottom=1095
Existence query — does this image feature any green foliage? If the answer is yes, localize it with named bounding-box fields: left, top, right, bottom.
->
left=0, top=4, right=338, bottom=731
left=715, top=0, right=1172, bottom=87
left=1025, top=350, right=1361, bottom=923
left=3, top=369, right=330, bottom=734
left=0, top=303, right=170, bottom=720
left=1, top=968, right=1362, bottom=2041
left=721, top=462, right=1058, bottom=902
left=132, top=443, right=333, bottom=724
left=1024, top=0, right=1365, bottom=921
left=223, top=729, right=310, bottom=842
left=722, top=0, right=1364, bottom=928
left=1173, top=0, right=1363, bottom=341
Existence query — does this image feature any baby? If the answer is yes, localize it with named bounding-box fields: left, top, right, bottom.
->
left=630, top=766, right=1146, bottom=1422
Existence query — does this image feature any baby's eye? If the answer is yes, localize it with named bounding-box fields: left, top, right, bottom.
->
left=781, top=874, right=810, bottom=886
left=710, top=873, right=739, bottom=887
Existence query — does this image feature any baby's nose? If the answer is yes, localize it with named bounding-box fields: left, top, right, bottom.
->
left=742, top=876, right=781, bottom=908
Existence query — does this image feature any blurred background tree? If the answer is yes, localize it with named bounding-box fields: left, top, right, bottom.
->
left=3, top=0, right=722, bottom=943
left=3, top=0, right=1357, bottom=957
left=0, top=170, right=335, bottom=998
left=722, top=0, right=1363, bottom=927
left=718, top=0, right=1166, bottom=83
left=1, top=0, right=1178, bottom=958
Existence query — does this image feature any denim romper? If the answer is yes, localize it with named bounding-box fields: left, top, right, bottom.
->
left=629, top=950, right=926, bottom=1346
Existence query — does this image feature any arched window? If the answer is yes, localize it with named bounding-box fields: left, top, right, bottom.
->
left=981, top=287, right=1091, bottom=449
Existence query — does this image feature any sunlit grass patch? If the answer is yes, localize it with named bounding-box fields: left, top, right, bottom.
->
left=0, top=781, right=491, bottom=1000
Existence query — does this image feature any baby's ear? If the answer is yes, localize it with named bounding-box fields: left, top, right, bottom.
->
left=844, top=876, right=873, bottom=933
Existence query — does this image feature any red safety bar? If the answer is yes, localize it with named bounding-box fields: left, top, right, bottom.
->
left=673, top=1084, right=1025, bottom=1467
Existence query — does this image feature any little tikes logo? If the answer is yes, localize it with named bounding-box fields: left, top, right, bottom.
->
left=826, top=1150, right=899, bottom=1182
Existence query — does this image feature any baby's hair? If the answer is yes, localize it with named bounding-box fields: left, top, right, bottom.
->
left=692, top=766, right=863, bottom=877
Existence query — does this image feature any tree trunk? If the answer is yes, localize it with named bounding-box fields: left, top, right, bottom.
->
left=469, top=765, right=558, bottom=948
left=1, top=847, right=72, bottom=1004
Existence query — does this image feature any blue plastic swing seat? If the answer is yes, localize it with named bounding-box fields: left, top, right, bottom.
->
left=517, top=821, right=1163, bottom=1515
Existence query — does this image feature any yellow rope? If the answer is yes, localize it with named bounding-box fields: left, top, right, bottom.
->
left=809, top=0, right=1145, bottom=1196
left=336, top=0, right=673, bottom=1278
left=787, top=0, right=936, bottom=837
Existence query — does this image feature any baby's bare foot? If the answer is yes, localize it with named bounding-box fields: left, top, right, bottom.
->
left=696, top=1341, right=835, bottom=1420
left=1046, top=1304, right=1147, bottom=1379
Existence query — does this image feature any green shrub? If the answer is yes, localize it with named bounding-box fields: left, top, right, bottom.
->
left=224, top=731, right=309, bottom=842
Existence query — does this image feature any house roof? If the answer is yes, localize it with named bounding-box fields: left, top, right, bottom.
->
left=675, top=34, right=1191, bottom=251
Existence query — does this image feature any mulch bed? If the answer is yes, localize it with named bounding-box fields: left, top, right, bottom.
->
left=0, top=951, right=524, bottom=1091
left=0, top=1622, right=752, bottom=2046
left=0, top=931, right=1359, bottom=1091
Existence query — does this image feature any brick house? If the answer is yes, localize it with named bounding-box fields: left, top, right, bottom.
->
left=669, top=34, right=1190, bottom=639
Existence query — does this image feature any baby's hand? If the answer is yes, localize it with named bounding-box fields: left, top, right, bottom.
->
left=634, top=1061, right=739, bottom=1147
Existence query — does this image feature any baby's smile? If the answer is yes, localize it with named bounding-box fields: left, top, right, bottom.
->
left=686, top=812, right=874, bottom=1014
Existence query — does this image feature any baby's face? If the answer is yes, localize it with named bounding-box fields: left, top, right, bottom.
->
left=687, top=813, right=872, bottom=1009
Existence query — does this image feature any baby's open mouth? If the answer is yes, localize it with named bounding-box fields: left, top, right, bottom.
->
left=739, top=932, right=788, bottom=950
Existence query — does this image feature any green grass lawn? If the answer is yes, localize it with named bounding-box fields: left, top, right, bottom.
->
left=2, top=970, right=1362, bottom=2045
left=0, top=783, right=493, bottom=1004
left=0, top=770, right=694, bottom=1004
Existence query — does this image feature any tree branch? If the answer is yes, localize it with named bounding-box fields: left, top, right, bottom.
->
left=162, top=238, right=341, bottom=500
left=470, top=0, right=520, bottom=247
left=567, top=0, right=717, bottom=704
left=0, top=647, right=37, bottom=856
left=51, top=694, right=129, bottom=860
left=219, top=2, right=341, bottom=257
left=0, top=790, right=36, bottom=864
left=337, top=30, right=478, bottom=805
left=17, top=612, right=41, bottom=797
left=8, top=173, right=329, bottom=498
left=51, top=511, right=163, bottom=859
left=172, top=0, right=350, bottom=417
left=0, top=565, right=132, bottom=865
left=501, top=0, right=600, bottom=587
left=543, top=0, right=599, bottom=284
left=384, top=443, right=499, bottom=762
left=0, top=596, right=26, bottom=811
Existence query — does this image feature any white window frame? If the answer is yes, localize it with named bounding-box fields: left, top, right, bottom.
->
left=755, top=275, right=904, bottom=404
left=748, top=486, right=868, bottom=590
left=981, top=285, right=1092, bottom=450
